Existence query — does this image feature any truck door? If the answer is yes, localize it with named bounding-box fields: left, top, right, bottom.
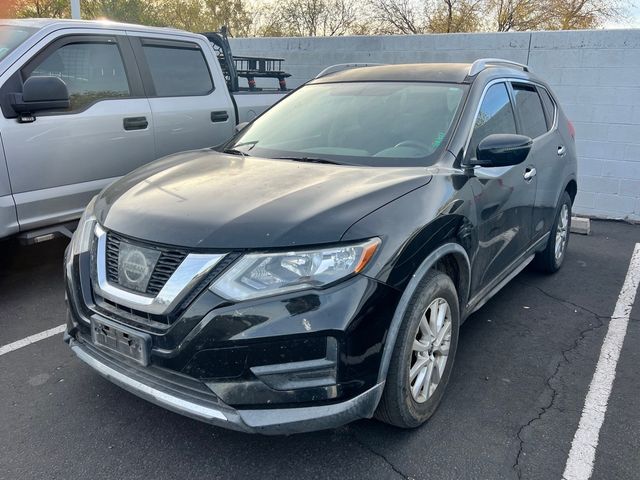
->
left=467, top=82, right=537, bottom=292
left=128, top=34, right=235, bottom=158
left=0, top=32, right=155, bottom=231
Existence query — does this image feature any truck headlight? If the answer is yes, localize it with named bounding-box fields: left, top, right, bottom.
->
left=210, top=238, right=380, bottom=301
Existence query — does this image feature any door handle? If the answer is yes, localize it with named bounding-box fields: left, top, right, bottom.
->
left=557, top=145, right=566, bottom=156
left=211, top=111, right=229, bottom=123
left=524, top=167, right=537, bottom=181
left=123, top=116, right=148, bottom=131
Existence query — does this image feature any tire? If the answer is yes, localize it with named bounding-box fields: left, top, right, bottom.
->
left=533, top=191, right=572, bottom=273
left=375, top=270, right=460, bottom=428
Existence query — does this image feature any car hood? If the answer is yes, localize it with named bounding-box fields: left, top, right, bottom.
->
left=96, top=150, right=432, bottom=249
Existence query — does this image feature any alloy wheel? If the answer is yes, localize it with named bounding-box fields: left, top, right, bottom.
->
left=555, top=203, right=569, bottom=261
left=409, top=297, right=452, bottom=403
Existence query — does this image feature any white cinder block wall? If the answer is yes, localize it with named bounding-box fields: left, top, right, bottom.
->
left=230, top=30, right=640, bottom=221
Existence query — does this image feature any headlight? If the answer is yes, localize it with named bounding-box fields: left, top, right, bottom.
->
left=69, top=196, right=97, bottom=258
left=210, top=238, right=380, bottom=301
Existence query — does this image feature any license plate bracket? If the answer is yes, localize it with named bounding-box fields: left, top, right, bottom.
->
left=91, top=316, right=150, bottom=366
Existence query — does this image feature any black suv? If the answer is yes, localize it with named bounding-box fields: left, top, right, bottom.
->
left=65, top=59, right=577, bottom=434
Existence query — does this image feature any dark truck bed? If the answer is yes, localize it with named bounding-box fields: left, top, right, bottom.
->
left=201, top=28, right=291, bottom=93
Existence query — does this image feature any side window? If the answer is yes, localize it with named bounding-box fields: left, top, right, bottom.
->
left=25, top=41, right=130, bottom=111
left=512, top=83, right=548, bottom=138
left=468, top=82, right=517, bottom=159
left=538, top=88, right=556, bottom=129
left=141, top=41, right=213, bottom=97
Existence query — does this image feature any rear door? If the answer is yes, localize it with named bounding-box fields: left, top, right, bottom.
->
left=468, top=81, right=537, bottom=291
left=510, top=82, right=566, bottom=240
left=128, top=34, right=235, bottom=158
left=0, top=31, right=155, bottom=231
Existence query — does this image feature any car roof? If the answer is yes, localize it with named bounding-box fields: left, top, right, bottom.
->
left=310, top=62, right=534, bottom=85
left=0, top=18, right=189, bottom=36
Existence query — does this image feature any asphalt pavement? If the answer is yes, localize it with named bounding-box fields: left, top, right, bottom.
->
left=0, top=220, right=638, bottom=480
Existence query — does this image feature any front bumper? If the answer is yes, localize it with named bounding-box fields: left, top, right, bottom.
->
left=65, top=239, right=401, bottom=433
left=69, top=335, right=384, bottom=435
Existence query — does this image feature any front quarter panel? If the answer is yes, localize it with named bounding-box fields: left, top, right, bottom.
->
left=341, top=167, right=477, bottom=296
left=0, top=132, right=18, bottom=237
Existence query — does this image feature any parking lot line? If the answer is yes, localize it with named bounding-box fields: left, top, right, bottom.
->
left=0, top=324, right=65, bottom=356
left=562, top=243, right=640, bottom=480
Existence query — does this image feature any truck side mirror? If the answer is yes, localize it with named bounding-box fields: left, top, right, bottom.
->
left=10, top=76, right=70, bottom=115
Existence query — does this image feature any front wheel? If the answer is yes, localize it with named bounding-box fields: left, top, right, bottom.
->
left=534, top=191, right=572, bottom=273
left=375, top=270, right=460, bottom=428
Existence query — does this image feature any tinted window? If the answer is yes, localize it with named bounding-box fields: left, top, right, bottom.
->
left=229, top=82, right=467, bottom=167
left=468, top=83, right=517, bottom=159
left=28, top=41, right=130, bottom=111
left=539, top=87, right=556, bottom=129
left=142, top=43, right=213, bottom=96
left=512, top=84, right=548, bottom=138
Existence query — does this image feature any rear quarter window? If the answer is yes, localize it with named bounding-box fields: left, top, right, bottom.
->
left=538, top=88, right=556, bottom=129
left=512, top=83, right=548, bottom=138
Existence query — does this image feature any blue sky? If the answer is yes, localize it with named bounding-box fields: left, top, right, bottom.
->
left=607, top=4, right=640, bottom=28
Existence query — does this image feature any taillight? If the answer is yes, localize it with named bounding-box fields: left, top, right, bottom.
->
left=568, top=120, right=576, bottom=139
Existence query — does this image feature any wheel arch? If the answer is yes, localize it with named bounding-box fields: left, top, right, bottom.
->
left=376, top=242, right=470, bottom=385
left=565, top=178, right=577, bottom=205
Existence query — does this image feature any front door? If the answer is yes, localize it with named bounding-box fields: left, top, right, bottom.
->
left=467, top=82, right=537, bottom=293
left=0, top=32, right=155, bottom=231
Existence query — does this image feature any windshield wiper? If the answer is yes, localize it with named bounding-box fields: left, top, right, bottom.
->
left=276, top=156, right=342, bottom=165
left=223, top=148, right=250, bottom=157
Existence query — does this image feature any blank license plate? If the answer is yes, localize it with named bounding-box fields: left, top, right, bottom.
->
left=91, top=317, right=150, bottom=366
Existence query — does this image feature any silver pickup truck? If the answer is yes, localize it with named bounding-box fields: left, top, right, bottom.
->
left=0, top=19, right=287, bottom=242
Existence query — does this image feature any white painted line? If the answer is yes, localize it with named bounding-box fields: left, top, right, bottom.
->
left=0, top=324, right=66, bottom=357
left=563, top=243, right=640, bottom=480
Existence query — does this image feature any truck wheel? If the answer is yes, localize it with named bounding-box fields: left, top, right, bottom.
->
left=534, top=191, right=572, bottom=273
left=375, top=270, right=459, bottom=428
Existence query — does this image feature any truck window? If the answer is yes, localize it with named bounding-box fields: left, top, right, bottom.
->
left=0, top=25, right=37, bottom=61
left=512, top=83, right=548, bottom=138
left=468, top=82, right=517, bottom=159
left=141, top=41, right=213, bottom=97
left=25, top=41, right=130, bottom=111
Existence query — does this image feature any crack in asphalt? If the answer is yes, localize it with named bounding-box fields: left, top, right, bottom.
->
left=349, top=430, right=412, bottom=479
left=516, top=280, right=604, bottom=318
left=511, top=282, right=607, bottom=479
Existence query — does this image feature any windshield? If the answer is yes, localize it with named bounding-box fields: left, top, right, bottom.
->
left=0, top=25, right=36, bottom=61
left=228, top=81, right=467, bottom=167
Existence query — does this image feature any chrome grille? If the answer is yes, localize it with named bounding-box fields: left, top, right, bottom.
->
left=105, top=232, right=188, bottom=296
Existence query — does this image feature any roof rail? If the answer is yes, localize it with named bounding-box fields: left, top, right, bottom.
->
left=468, top=58, right=529, bottom=76
left=315, top=63, right=385, bottom=79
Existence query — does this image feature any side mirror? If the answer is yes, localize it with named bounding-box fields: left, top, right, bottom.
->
left=473, top=134, right=532, bottom=167
left=235, top=121, right=249, bottom=133
left=10, top=76, right=70, bottom=114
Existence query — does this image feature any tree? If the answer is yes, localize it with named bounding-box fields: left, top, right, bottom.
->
left=204, top=0, right=252, bottom=36
left=543, top=0, right=623, bottom=30
left=485, top=0, right=544, bottom=31
left=426, top=0, right=484, bottom=33
left=368, top=0, right=484, bottom=34
left=81, top=0, right=157, bottom=24
left=9, top=0, right=70, bottom=18
left=265, top=0, right=361, bottom=36
left=368, top=0, right=428, bottom=34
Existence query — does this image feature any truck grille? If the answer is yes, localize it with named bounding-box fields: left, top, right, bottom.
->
left=105, top=232, right=188, bottom=296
